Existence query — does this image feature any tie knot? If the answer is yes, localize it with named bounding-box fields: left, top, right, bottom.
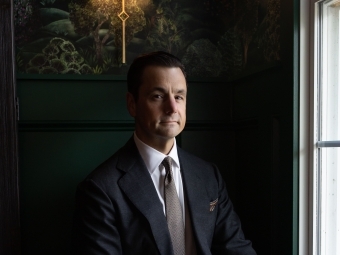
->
left=162, top=156, right=172, bottom=172
left=162, top=157, right=173, bottom=184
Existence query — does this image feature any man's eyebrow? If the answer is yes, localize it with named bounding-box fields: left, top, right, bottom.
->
left=151, top=87, right=167, bottom=93
left=175, top=89, right=187, bottom=96
left=149, top=87, right=187, bottom=95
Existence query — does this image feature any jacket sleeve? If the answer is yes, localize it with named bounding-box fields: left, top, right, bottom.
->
left=211, top=165, right=257, bottom=255
left=72, top=179, right=122, bottom=255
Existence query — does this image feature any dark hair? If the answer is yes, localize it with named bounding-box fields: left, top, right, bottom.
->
left=127, top=51, right=186, bottom=100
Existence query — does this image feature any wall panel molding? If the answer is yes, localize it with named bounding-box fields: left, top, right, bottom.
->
left=18, top=120, right=253, bottom=132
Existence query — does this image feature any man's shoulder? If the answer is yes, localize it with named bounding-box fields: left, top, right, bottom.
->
left=84, top=138, right=138, bottom=184
left=85, top=148, right=123, bottom=181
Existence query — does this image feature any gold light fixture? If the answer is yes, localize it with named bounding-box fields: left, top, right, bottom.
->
left=118, top=0, right=129, bottom=63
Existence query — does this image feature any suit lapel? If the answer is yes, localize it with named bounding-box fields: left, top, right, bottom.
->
left=117, top=138, right=173, bottom=255
left=179, top=148, right=212, bottom=255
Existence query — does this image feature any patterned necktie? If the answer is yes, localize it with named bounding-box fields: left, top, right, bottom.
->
left=162, top=156, right=185, bottom=255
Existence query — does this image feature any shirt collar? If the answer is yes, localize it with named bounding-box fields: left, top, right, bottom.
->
left=134, top=133, right=180, bottom=174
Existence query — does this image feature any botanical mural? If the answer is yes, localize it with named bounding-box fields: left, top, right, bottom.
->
left=14, top=0, right=280, bottom=79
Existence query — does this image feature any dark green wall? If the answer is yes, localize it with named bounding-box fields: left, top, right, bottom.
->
left=17, top=1, right=299, bottom=254
left=18, top=79, right=239, bottom=254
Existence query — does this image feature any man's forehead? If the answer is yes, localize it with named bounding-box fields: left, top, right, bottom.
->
left=139, top=66, right=187, bottom=92
left=141, top=65, right=185, bottom=78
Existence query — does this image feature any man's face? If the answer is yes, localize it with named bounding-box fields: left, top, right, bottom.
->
left=127, top=65, right=187, bottom=150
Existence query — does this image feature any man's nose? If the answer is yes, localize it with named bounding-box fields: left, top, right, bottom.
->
left=165, top=96, right=177, bottom=114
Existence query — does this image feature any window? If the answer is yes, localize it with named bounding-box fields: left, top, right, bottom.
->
left=313, top=0, right=340, bottom=254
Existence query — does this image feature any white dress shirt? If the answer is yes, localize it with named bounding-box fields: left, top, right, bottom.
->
left=134, top=133, right=185, bottom=222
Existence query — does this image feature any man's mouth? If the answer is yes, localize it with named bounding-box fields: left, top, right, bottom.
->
left=160, top=120, right=178, bottom=124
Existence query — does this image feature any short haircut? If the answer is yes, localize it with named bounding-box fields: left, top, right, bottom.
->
left=127, top=51, right=186, bottom=100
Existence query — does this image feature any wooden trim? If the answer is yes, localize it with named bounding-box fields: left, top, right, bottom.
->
left=18, top=120, right=135, bottom=132
left=15, top=62, right=281, bottom=84
left=0, top=0, right=20, bottom=254
left=17, top=120, right=257, bottom=132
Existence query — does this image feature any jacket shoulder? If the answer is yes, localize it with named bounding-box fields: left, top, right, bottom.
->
left=83, top=138, right=139, bottom=187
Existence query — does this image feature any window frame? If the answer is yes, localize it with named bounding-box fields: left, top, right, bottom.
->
left=299, top=0, right=315, bottom=254
left=300, top=1, right=340, bottom=254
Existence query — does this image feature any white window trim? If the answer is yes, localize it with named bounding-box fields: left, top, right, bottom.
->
left=300, top=1, right=340, bottom=254
left=299, top=0, right=316, bottom=254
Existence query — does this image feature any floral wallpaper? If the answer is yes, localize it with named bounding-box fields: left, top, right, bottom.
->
left=15, top=0, right=280, bottom=79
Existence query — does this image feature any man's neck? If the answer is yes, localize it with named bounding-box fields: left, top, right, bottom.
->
left=134, top=132, right=175, bottom=155
left=152, top=141, right=174, bottom=155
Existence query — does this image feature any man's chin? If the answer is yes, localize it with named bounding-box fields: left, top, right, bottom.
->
left=156, top=130, right=181, bottom=140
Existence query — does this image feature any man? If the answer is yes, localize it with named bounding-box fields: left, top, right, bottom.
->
left=72, top=51, right=256, bottom=255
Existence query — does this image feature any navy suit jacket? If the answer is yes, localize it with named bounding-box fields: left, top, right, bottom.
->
left=72, top=137, right=256, bottom=255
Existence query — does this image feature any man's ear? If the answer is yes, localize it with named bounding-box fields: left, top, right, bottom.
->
left=126, top=92, right=136, bottom=117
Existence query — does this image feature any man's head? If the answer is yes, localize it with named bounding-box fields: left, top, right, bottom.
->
left=126, top=51, right=187, bottom=154
left=127, top=51, right=186, bottom=101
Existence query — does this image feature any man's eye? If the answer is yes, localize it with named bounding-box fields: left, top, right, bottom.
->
left=175, top=96, right=184, bottom=100
left=153, top=94, right=163, bottom=99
